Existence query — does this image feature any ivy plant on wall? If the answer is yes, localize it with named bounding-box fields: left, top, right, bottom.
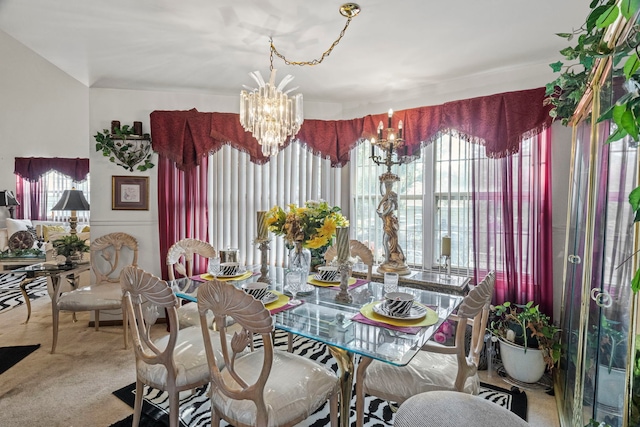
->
left=546, top=0, right=640, bottom=291
left=94, top=125, right=155, bottom=172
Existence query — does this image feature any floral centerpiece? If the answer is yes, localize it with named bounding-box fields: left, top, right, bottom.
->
left=266, top=200, right=349, bottom=273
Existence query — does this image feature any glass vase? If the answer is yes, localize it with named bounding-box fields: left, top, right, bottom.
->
left=288, top=241, right=311, bottom=280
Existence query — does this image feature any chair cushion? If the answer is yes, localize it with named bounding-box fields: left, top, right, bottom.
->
left=394, top=390, right=529, bottom=427
left=363, top=350, right=479, bottom=403
left=57, top=282, right=122, bottom=311
left=136, top=326, right=237, bottom=389
left=177, top=301, right=213, bottom=329
left=211, top=350, right=339, bottom=426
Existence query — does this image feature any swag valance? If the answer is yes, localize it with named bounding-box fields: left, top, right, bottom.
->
left=14, top=157, right=90, bottom=182
left=150, top=87, right=552, bottom=171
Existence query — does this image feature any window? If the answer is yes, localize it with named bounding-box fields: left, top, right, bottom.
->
left=351, top=132, right=476, bottom=276
left=17, top=170, right=90, bottom=223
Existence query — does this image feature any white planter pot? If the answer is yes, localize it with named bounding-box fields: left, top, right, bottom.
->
left=499, top=338, right=546, bottom=383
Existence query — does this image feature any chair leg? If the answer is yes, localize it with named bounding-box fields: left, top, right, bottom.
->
left=212, top=410, right=221, bottom=427
left=123, top=305, right=128, bottom=349
left=355, top=356, right=373, bottom=427
left=133, top=379, right=144, bottom=427
left=51, top=304, right=60, bottom=354
left=169, top=391, right=179, bottom=427
left=94, top=310, right=100, bottom=331
left=329, top=393, right=339, bottom=427
left=288, top=332, right=293, bottom=352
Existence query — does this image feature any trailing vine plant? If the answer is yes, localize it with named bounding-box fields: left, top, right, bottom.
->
left=94, top=125, right=155, bottom=172
left=546, top=0, right=640, bottom=291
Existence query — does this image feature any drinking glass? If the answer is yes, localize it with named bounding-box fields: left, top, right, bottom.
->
left=208, top=256, right=221, bottom=278
left=286, top=269, right=303, bottom=306
left=383, top=272, right=399, bottom=294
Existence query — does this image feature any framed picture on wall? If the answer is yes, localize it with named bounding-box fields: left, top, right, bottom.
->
left=112, top=175, right=149, bottom=210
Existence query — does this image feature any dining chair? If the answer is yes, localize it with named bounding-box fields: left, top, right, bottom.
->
left=324, top=239, right=374, bottom=280
left=166, top=238, right=216, bottom=329
left=354, top=271, right=496, bottom=427
left=197, top=279, right=340, bottom=427
left=51, top=232, right=138, bottom=353
left=393, top=390, right=529, bottom=427
left=121, top=265, right=224, bottom=427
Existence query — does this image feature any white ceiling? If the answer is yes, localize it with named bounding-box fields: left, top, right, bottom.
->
left=0, top=0, right=588, bottom=106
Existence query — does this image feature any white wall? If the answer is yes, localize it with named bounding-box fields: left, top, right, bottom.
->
left=0, top=30, right=89, bottom=227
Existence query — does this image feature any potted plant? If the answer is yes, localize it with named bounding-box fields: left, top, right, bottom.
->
left=489, top=301, right=561, bottom=383
left=52, top=234, right=90, bottom=266
left=584, top=315, right=629, bottom=410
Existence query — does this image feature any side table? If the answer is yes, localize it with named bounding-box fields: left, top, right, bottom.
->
left=0, top=255, right=46, bottom=271
left=14, top=262, right=91, bottom=324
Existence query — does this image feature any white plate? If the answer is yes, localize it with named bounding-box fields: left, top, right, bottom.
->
left=372, top=301, right=427, bottom=320
left=261, top=291, right=279, bottom=305
left=284, top=283, right=315, bottom=295
left=215, top=268, right=247, bottom=278
left=313, top=274, right=341, bottom=283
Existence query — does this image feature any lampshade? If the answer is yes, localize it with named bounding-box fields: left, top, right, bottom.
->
left=0, top=190, right=19, bottom=207
left=52, top=189, right=90, bottom=212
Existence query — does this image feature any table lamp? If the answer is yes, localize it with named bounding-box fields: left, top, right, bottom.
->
left=0, top=190, right=20, bottom=219
left=52, top=188, right=90, bottom=235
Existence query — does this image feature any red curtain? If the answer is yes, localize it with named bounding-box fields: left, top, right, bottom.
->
left=471, top=128, right=553, bottom=317
left=157, top=155, right=209, bottom=280
left=14, top=157, right=89, bottom=182
left=13, top=157, right=89, bottom=220
left=150, top=87, right=552, bottom=170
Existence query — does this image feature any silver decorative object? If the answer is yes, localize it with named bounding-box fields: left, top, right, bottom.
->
left=254, top=238, right=271, bottom=284
left=335, top=262, right=352, bottom=303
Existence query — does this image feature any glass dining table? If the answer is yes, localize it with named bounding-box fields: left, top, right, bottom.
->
left=172, top=265, right=464, bottom=427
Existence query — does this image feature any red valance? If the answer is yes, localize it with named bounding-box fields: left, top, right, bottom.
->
left=150, top=87, right=552, bottom=171
left=14, top=157, right=90, bottom=182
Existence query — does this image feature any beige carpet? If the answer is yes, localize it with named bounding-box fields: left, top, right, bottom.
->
left=0, top=293, right=164, bottom=427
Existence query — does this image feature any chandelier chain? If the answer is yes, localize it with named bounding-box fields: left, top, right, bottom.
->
left=269, top=16, right=354, bottom=69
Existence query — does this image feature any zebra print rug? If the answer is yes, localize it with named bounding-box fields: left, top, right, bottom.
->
left=113, top=331, right=527, bottom=427
left=0, top=272, right=48, bottom=314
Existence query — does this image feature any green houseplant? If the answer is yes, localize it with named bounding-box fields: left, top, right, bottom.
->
left=52, top=234, right=90, bottom=265
left=94, top=124, right=154, bottom=172
left=489, top=301, right=561, bottom=383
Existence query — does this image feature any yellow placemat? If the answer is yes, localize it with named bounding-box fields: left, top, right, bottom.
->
left=359, top=301, right=439, bottom=327
left=308, top=275, right=357, bottom=287
left=265, top=291, right=290, bottom=310
left=200, top=270, right=253, bottom=282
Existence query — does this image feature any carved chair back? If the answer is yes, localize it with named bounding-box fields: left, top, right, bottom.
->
left=166, top=238, right=216, bottom=280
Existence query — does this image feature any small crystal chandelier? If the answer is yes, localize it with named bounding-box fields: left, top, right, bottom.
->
left=239, top=3, right=361, bottom=156
left=240, top=68, right=303, bottom=157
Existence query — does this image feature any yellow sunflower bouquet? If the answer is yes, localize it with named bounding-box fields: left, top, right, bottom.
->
left=266, top=200, right=349, bottom=249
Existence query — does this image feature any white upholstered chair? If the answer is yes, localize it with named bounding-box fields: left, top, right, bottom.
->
left=393, top=390, right=529, bottom=427
left=51, top=232, right=138, bottom=353
left=166, top=238, right=216, bottom=329
left=121, top=266, right=238, bottom=427
left=197, top=279, right=340, bottom=427
left=324, top=239, right=374, bottom=281
left=354, top=271, right=496, bottom=427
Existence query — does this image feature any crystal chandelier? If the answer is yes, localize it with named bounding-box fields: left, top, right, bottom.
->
left=240, top=69, right=303, bottom=157
left=239, top=3, right=361, bottom=156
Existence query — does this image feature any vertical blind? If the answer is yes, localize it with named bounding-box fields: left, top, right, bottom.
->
left=208, top=143, right=344, bottom=266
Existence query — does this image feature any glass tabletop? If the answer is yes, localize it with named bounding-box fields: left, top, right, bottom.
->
left=171, top=266, right=464, bottom=367
left=13, top=261, right=91, bottom=276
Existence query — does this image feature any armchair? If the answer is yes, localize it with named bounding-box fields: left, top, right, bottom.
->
left=197, top=279, right=340, bottom=427
left=324, top=239, right=374, bottom=280
left=51, top=232, right=137, bottom=353
left=166, top=238, right=216, bottom=329
left=354, top=271, right=496, bottom=427
left=121, top=266, right=224, bottom=427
